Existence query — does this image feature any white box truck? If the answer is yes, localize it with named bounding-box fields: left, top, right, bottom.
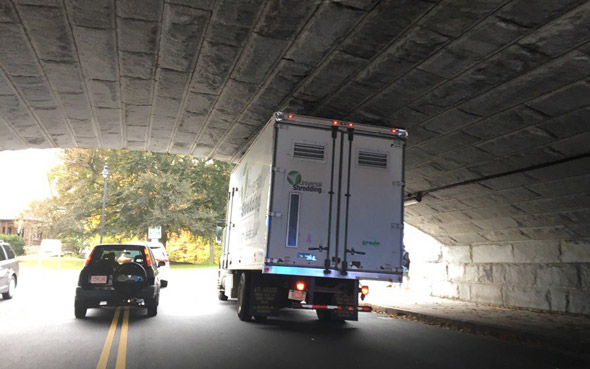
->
left=218, top=112, right=407, bottom=321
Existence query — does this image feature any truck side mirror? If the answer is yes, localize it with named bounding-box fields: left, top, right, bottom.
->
left=158, top=260, right=166, bottom=268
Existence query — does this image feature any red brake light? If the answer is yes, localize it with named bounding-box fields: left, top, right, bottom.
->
left=296, top=282, right=305, bottom=291
left=332, top=120, right=339, bottom=125
left=348, top=122, right=353, bottom=127
left=287, top=114, right=294, bottom=119
left=144, top=248, right=152, bottom=266
left=391, top=129, right=397, bottom=134
left=85, top=248, right=95, bottom=266
left=361, top=286, right=369, bottom=295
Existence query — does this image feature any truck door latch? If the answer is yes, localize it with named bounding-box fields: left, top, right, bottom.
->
left=308, top=245, right=327, bottom=252
left=345, top=248, right=366, bottom=255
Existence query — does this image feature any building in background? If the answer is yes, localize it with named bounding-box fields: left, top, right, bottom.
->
left=0, top=213, right=44, bottom=246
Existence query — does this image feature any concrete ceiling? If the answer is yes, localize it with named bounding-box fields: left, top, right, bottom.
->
left=0, top=0, right=589, bottom=248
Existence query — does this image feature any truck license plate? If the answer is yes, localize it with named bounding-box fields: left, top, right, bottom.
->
left=90, top=275, right=107, bottom=284
left=288, top=289, right=306, bottom=301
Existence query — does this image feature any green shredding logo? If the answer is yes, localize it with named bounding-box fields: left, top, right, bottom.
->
left=287, top=171, right=302, bottom=185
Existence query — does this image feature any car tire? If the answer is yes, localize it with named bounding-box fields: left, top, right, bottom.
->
left=160, top=280, right=168, bottom=288
left=75, top=300, right=87, bottom=319
left=1, top=275, right=15, bottom=300
left=237, top=272, right=251, bottom=322
left=218, top=290, right=228, bottom=301
left=147, top=305, right=158, bottom=317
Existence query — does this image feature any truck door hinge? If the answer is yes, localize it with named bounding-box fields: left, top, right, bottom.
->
left=391, top=223, right=403, bottom=229
left=268, top=212, right=282, bottom=217
left=272, top=167, right=285, bottom=173
left=392, top=181, right=405, bottom=187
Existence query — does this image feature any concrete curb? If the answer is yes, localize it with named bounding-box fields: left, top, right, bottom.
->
left=363, top=303, right=590, bottom=358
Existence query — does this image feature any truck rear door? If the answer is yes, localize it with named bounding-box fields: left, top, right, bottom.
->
left=335, top=130, right=404, bottom=274
left=267, top=123, right=341, bottom=270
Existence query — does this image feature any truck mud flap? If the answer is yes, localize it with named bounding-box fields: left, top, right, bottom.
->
left=249, top=273, right=282, bottom=317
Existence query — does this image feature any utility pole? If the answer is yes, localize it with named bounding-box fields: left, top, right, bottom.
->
left=99, top=163, right=109, bottom=243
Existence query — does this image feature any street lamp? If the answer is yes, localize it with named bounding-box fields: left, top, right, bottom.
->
left=99, top=163, right=109, bottom=243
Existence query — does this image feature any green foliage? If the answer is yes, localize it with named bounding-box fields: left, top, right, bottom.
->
left=28, top=149, right=233, bottom=247
left=166, top=231, right=221, bottom=264
left=0, top=234, right=25, bottom=255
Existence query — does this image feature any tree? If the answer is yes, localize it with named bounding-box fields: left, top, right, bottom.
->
left=0, top=234, right=25, bottom=255
left=29, top=149, right=232, bottom=253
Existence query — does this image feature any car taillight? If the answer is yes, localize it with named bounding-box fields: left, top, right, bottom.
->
left=85, top=248, right=95, bottom=266
left=144, top=248, right=152, bottom=266
left=361, top=286, right=369, bottom=295
left=296, top=281, right=305, bottom=291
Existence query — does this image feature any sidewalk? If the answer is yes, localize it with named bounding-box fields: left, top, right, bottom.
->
left=361, top=281, right=590, bottom=357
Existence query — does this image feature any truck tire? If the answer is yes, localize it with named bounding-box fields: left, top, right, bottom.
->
left=316, top=310, right=345, bottom=322
left=74, top=299, right=87, bottom=319
left=237, top=272, right=251, bottom=321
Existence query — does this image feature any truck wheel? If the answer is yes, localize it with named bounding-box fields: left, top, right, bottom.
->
left=218, top=290, right=228, bottom=301
left=237, top=272, right=251, bottom=321
left=74, top=300, right=87, bottom=319
left=2, top=276, right=16, bottom=300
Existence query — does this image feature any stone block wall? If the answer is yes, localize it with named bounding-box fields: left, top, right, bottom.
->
left=405, top=225, right=590, bottom=315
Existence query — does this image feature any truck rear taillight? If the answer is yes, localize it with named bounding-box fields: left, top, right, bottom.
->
left=361, top=286, right=369, bottom=296
left=287, top=114, right=294, bottom=119
left=332, top=120, right=339, bottom=125
left=296, top=281, right=305, bottom=291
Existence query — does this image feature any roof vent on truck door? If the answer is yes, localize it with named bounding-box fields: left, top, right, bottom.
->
left=293, top=142, right=325, bottom=161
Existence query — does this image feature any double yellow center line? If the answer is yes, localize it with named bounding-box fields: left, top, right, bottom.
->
left=96, top=307, right=130, bottom=369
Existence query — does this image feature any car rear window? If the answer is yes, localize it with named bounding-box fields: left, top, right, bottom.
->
left=90, top=245, right=149, bottom=266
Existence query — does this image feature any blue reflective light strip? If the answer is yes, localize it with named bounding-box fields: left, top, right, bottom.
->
left=264, top=265, right=401, bottom=281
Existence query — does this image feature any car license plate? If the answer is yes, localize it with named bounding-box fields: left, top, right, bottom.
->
left=288, top=289, right=306, bottom=301
left=90, top=275, right=107, bottom=284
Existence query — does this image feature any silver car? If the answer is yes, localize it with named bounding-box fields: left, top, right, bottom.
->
left=0, top=241, right=19, bottom=299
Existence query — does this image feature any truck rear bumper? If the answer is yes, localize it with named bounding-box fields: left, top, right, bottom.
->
left=264, top=265, right=402, bottom=282
left=292, top=303, right=372, bottom=312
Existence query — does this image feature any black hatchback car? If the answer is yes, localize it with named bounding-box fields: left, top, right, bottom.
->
left=75, top=243, right=164, bottom=318
left=0, top=241, right=19, bottom=300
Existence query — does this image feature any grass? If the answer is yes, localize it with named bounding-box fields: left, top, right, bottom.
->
left=18, top=256, right=86, bottom=270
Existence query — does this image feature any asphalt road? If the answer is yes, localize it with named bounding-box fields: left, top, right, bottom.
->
left=1, top=267, right=588, bottom=369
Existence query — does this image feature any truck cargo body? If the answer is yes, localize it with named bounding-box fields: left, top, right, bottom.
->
left=218, top=112, right=407, bottom=321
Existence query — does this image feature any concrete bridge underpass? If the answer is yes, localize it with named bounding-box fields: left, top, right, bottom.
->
left=0, top=0, right=589, bottom=314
